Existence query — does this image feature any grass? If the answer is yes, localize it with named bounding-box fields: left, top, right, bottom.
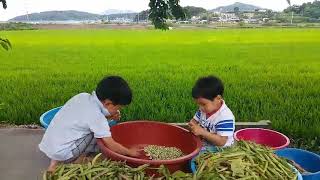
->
left=0, top=28, right=319, bottom=142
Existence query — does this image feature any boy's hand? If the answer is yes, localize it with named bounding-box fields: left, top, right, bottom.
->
left=103, top=137, right=141, bottom=157
left=188, top=121, right=205, bottom=136
left=128, top=147, right=142, bottom=157
left=106, top=110, right=121, bottom=121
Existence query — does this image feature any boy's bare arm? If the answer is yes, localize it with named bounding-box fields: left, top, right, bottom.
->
left=102, top=137, right=140, bottom=157
left=201, top=131, right=228, bottom=147
left=188, top=120, right=228, bottom=146
left=189, top=118, right=198, bottom=124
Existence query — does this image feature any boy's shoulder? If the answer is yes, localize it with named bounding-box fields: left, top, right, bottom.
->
left=72, top=92, right=91, bottom=99
left=217, top=103, right=235, bottom=121
left=63, top=92, right=103, bottom=117
left=64, top=92, right=95, bottom=110
left=66, top=93, right=92, bottom=104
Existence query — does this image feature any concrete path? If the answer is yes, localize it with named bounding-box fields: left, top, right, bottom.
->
left=0, top=128, right=48, bottom=180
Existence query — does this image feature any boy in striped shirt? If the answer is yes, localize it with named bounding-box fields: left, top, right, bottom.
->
left=188, top=76, right=235, bottom=149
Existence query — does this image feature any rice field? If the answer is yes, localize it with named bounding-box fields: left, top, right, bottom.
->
left=0, top=28, right=319, bottom=141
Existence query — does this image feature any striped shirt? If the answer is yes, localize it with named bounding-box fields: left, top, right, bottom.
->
left=193, top=101, right=235, bottom=147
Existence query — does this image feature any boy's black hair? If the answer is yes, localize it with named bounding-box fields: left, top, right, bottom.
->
left=96, top=76, right=132, bottom=105
left=192, top=76, right=224, bottom=100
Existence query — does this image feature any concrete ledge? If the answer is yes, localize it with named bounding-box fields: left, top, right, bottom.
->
left=170, top=120, right=271, bottom=131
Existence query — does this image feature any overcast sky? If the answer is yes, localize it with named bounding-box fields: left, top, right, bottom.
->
left=0, top=0, right=314, bottom=21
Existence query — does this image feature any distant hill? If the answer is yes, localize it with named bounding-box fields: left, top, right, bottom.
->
left=211, top=2, right=263, bottom=12
left=9, top=10, right=101, bottom=22
left=183, top=6, right=207, bottom=19
left=8, top=3, right=267, bottom=22
left=9, top=10, right=140, bottom=22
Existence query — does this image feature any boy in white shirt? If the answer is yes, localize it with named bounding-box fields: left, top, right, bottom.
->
left=39, top=76, right=140, bottom=172
left=188, top=76, right=235, bottom=149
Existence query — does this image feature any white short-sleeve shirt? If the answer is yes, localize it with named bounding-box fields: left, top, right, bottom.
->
left=39, top=91, right=111, bottom=161
left=193, top=101, right=235, bottom=147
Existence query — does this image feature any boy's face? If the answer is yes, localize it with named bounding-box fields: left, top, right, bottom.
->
left=194, top=95, right=222, bottom=114
left=102, top=99, right=123, bottom=115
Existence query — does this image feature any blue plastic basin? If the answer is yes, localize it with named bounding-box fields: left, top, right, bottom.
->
left=276, top=148, right=320, bottom=180
left=190, top=146, right=218, bottom=173
left=40, top=106, right=117, bottom=129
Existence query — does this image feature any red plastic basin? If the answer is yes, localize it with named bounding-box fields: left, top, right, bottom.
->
left=234, top=128, right=290, bottom=150
left=97, top=121, right=202, bottom=176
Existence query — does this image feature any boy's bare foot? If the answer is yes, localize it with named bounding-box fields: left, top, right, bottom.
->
left=47, top=160, right=58, bottom=172
left=73, top=154, right=87, bottom=164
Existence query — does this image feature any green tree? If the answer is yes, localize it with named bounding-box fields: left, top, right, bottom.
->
left=265, top=10, right=275, bottom=19
left=183, top=6, right=206, bottom=19
left=149, top=0, right=185, bottom=30
left=0, top=0, right=7, bottom=9
left=303, top=1, right=320, bottom=19
left=134, top=10, right=149, bottom=22
left=283, top=1, right=320, bottom=21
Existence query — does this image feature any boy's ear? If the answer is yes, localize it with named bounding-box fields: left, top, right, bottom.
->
left=215, top=95, right=223, bottom=101
left=101, top=99, right=113, bottom=106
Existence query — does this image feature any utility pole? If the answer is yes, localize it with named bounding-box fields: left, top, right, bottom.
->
left=24, top=1, right=30, bottom=22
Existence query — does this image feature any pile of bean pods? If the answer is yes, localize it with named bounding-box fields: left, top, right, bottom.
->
left=43, top=141, right=299, bottom=180
left=43, top=153, right=150, bottom=180
left=193, top=141, right=298, bottom=180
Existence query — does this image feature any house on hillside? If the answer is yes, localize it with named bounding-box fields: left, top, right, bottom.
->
left=217, top=12, right=240, bottom=22
left=242, top=11, right=255, bottom=19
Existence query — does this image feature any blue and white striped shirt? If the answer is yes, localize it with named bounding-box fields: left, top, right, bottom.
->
left=193, top=101, right=235, bottom=147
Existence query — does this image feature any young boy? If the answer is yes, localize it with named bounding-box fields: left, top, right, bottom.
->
left=39, top=76, right=140, bottom=172
left=188, top=76, right=235, bottom=149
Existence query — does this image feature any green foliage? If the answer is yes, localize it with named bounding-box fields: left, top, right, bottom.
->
left=1, top=0, right=13, bottom=51
left=0, top=22, right=35, bottom=31
left=0, top=0, right=7, bottom=9
left=168, top=0, right=185, bottom=20
left=149, top=0, right=170, bottom=29
left=0, top=29, right=319, bottom=142
left=0, top=38, right=11, bottom=51
left=183, top=6, right=206, bottom=19
left=0, top=0, right=10, bottom=52
left=149, top=0, right=185, bottom=30
left=238, top=21, right=245, bottom=27
left=284, top=1, right=320, bottom=19
left=291, top=137, right=320, bottom=154
left=134, top=10, right=149, bottom=22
